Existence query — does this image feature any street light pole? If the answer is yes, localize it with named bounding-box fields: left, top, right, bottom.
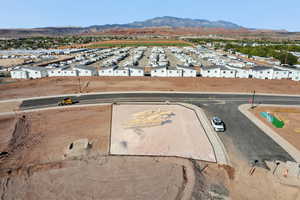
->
left=78, top=77, right=81, bottom=94
left=251, top=90, right=256, bottom=109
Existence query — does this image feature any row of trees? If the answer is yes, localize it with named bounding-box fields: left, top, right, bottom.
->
left=188, top=38, right=300, bottom=45
left=0, top=36, right=108, bottom=50
left=225, top=44, right=299, bottom=65
left=0, top=35, right=148, bottom=50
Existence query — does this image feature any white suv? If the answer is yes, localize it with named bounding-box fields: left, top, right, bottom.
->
left=211, top=116, right=225, bottom=132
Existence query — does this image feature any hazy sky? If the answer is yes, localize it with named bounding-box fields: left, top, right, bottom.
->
left=1, top=0, right=299, bottom=31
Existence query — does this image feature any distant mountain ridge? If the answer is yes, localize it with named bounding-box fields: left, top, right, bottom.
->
left=0, top=16, right=245, bottom=38
left=88, top=16, right=243, bottom=30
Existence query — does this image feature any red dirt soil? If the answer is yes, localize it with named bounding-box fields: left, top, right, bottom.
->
left=0, top=77, right=299, bottom=100
left=0, top=105, right=111, bottom=169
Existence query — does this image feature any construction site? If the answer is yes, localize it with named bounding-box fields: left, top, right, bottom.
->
left=0, top=98, right=299, bottom=199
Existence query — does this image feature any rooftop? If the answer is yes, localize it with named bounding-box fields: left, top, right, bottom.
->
left=22, top=66, right=47, bottom=71
left=74, top=65, right=97, bottom=71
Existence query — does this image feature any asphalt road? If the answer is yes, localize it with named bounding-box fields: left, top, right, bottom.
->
left=20, top=93, right=300, bottom=163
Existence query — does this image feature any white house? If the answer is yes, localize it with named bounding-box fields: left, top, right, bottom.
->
left=250, top=66, right=274, bottom=80
left=250, top=66, right=289, bottom=80
left=113, top=68, right=129, bottom=77
left=292, top=75, right=300, bottom=81
left=10, top=69, right=28, bottom=79
left=151, top=67, right=167, bottom=77
left=62, top=68, right=78, bottom=77
left=98, top=66, right=117, bottom=76
left=167, top=68, right=182, bottom=77
left=128, top=66, right=144, bottom=76
left=201, top=66, right=221, bottom=78
left=226, top=66, right=250, bottom=78
left=274, top=66, right=300, bottom=81
left=177, top=66, right=197, bottom=77
left=272, top=68, right=289, bottom=79
left=201, top=65, right=236, bottom=78
left=18, top=66, right=48, bottom=79
left=220, top=67, right=236, bottom=78
left=47, top=66, right=78, bottom=77
left=74, top=65, right=98, bottom=76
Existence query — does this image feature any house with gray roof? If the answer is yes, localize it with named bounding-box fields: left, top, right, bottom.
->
left=201, top=65, right=236, bottom=78
left=177, top=65, right=197, bottom=77
left=11, top=66, right=48, bottom=79
left=98, top=65, right=117, bottom=76
left=74, top=65, right=98, bottom=76
left=150, top=66, right=167, bottom=77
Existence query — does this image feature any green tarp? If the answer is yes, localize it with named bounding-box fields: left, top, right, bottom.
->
left=260, top=112, right=285, bottom=128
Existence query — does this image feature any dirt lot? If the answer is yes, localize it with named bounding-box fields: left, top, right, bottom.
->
left=0, top=105, right=111, bottom=169
left=0, top=58, right=25, bottom=67
left=0, top=101, right=21, bottom=112
left=0, top=115, right=16, bottom=152
left=252, top=106, right=300, bottom=151
left=1, top=77, right=300, bottom=100
left=0, top=156, right=187, bottom=200
left=0, top=105, right=300, bottom=199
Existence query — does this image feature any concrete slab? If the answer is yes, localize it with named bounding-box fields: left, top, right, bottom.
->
left=110, top=104, right=216, bottom=162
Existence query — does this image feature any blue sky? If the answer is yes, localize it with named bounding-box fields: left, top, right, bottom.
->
left=1, top=0, right=299, bottom=31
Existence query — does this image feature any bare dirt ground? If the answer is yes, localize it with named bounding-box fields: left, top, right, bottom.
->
left=0, top=115, right=16, bottom=152
left=252, top=106, right=300, bottom=151
left=0, top=105, right=300, bottom=199
left=0, top=105, right=111, bottom=169
left=0, top=101, right=21, bottom=112
left=0, top=58, right=25, bottom=67
left=212, top=130, right=300, bottom=200
left=0, top=157, right=185, bottom=200
left=1, top=77, right=300, bottom=100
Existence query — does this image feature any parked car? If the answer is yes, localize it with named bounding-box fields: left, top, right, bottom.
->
left=211, top=116, right=225, bottom=132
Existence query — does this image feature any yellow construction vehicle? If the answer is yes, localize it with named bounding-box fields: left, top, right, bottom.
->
left=58, top=97, right=78, bottom=106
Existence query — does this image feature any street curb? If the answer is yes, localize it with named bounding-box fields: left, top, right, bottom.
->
left=239, top=104, right=300, bottom=163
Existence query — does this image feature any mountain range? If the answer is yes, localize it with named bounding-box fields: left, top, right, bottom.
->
left=88, top=16, right=243, bottom=30
left=0, top=16, right=245, bottom=38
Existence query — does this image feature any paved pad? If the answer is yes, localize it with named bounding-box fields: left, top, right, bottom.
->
left=111, top=104, right=216, bottom=162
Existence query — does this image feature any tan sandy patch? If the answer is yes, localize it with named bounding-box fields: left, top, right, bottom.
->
left=111, top=104, right=216, bottom=162
left=0, top=101, right=21, bottom=113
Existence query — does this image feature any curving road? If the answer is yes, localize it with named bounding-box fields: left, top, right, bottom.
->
left=20, top=92, right=300, bottom=163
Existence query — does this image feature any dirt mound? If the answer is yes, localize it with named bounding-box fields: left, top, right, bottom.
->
left=8, top=116, right=30, bottom=152
left=0, top=115, right=43, bottom=169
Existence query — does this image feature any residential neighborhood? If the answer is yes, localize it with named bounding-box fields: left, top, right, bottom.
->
left=4, top=46, right=300, bottom=81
